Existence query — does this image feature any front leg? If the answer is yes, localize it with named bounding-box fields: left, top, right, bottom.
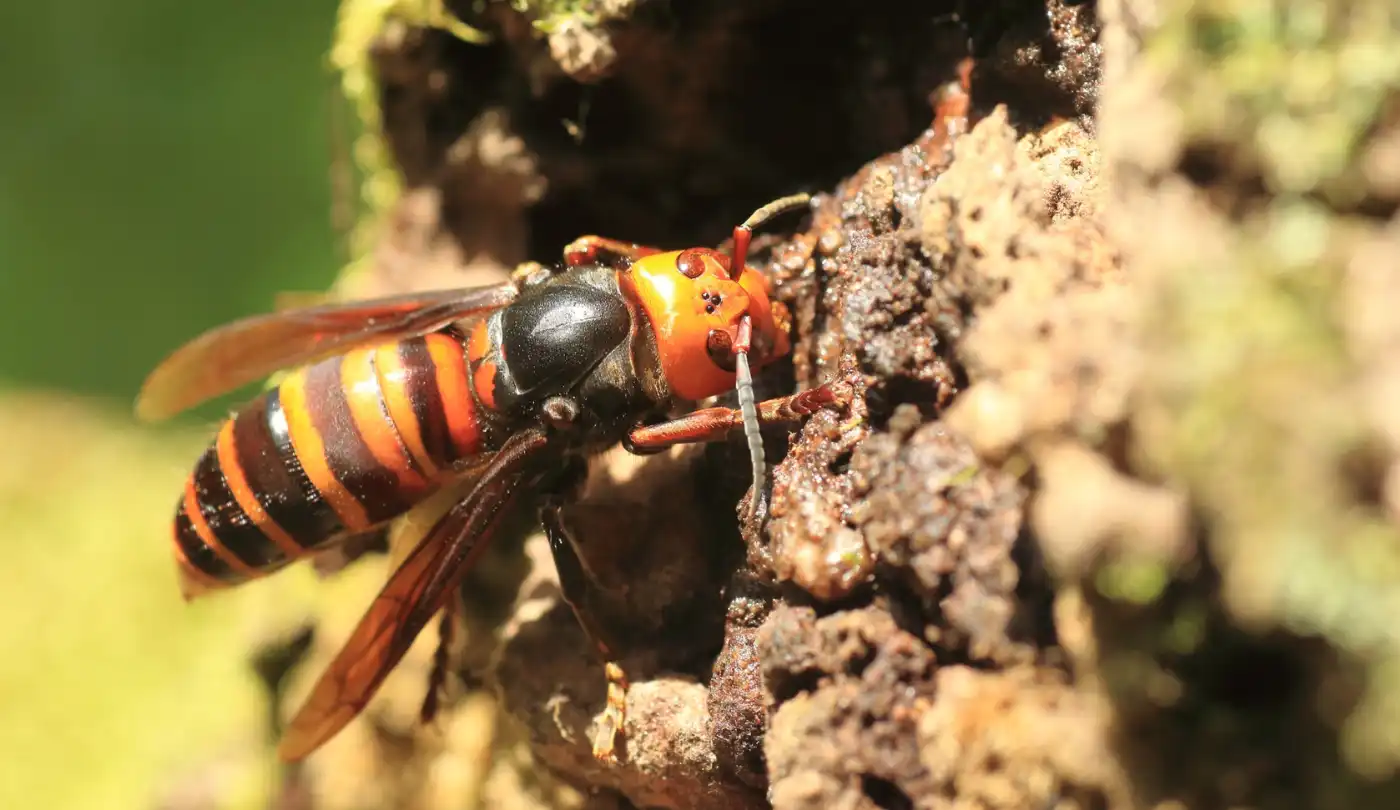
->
left=624, top=381, right=848, bottom=452
left=563, top=235, right=662, bottom=268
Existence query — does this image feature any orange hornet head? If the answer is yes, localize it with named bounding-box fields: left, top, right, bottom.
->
left=622, top=247, right=792, bottom=402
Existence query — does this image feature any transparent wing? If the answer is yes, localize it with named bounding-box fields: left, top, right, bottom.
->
left=136, top=284, right=517, bottom=421
left=276, top=429, right=548, bottom=761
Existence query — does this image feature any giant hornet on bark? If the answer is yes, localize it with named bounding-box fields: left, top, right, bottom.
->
left=137, top=194, right=846, bottom=762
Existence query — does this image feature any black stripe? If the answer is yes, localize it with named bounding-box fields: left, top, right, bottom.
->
left=400, top=336, right=459, bottom=467
left=190, top=444, right=288, bottom=568
left=258, top=386, right=346, bottom=544
left=305, top=356, right=414, bottom=524
left=175, top=503, right=240, bottom=582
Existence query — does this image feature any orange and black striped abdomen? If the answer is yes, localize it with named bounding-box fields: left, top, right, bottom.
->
left=172, top=332, right=487, bottom=598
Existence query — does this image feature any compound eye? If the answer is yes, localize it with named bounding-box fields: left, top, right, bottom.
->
left=676, top=249, right=707, bottom=279
left=706, top=328, right=737, bottom=372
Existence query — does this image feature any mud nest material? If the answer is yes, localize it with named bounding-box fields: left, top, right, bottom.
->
left=252, top=1, right=1400, bottom=809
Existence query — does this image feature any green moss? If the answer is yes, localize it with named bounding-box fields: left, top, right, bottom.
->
left=507, top=0, right=645, bottom=35
left=508, top=0, right=605, bottom=33
left=326, top=0, right=631, bottom=292
left=329, top=0, right=491, bottom=289
left=1095, top=560, right=1171, bottom=605
left=1152, top=1, right=1400, bottom=200
left=945, top=463, right=981, bottom=489
left=1163, top=602, right=1209, bottom=655
left=1135, top=0, right=1400, bottom=774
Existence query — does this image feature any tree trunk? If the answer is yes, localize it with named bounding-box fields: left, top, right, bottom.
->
left=263, top=1, right=1400, bottom=808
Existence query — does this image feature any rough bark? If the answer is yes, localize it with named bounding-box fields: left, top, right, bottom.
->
left=251, top=1, right=1400, bottom=808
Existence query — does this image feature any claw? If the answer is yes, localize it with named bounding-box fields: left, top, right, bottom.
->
left=591, top=660, right=629, bottom=763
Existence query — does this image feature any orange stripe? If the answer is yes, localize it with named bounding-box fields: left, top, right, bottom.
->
left=467, top=320, right=491, bottom=364
left=182, top=478, right=258, bottom=577
left=215, top=419, right=303, bottom=559
left=373, top=343, right=441, bottom=477
left=278, top=368, right=373, bottom=531
left=427, top=334, right=483, bottom=455
left=472, top=361, right=498, bottom=413
left=342, top=347, right=430, bottom=494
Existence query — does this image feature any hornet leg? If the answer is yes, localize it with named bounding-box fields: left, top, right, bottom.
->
left=515, top=237, right=661, bottom=288
left=623, top=382, right=850, bottom=527
left=623, top=381, right=848, bottom=453
left=420, top=607, right=455, bottom=724
left=562, top=236, right=662, bottom=268
left=534, top=438, right=631, bottom=765
left=540, top=500, right=631, bottom=763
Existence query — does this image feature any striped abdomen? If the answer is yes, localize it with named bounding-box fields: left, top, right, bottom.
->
left=171, top=332, right=486, bottom=599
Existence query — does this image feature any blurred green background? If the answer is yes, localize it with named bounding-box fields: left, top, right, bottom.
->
left=0, top=2, right=347, bottom=808
left=0, top=0, right=342, bottom=406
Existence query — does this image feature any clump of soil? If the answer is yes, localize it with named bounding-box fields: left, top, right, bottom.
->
left=246, top=1, right=1400, bottom=808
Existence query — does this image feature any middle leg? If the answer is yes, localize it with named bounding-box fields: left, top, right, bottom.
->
left=537, top=454, right=632, bottom=764
left=540, top=502, right=632, bottom=763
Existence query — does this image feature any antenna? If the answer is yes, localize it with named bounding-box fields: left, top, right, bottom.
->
left=726, top=192, right=811, bottom=521
left=731, top=316, right=764, bottom=521
left=727, top=193, right=812, bottom=280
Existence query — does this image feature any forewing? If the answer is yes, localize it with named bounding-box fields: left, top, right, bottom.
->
left=276, top=429, right=548, bottom=762
left=136, top=283, right=517, bottom=421
left=276, top=475, right=519, bottom=761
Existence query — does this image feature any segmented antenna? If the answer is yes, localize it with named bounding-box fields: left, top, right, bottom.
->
left=724, top=193, right=811, bottom=520
left=731, top=316, right=764, bottom=521
left=727, top=192, right=812, bottom=280
left=735, top=351, right=763, bottom=521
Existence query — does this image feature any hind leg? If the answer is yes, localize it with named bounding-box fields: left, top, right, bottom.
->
left=540, top=504, right=631, bottom=762
left=420, top=608, right=456, bottom=724
left=537, top=455, right=634, bottom=763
